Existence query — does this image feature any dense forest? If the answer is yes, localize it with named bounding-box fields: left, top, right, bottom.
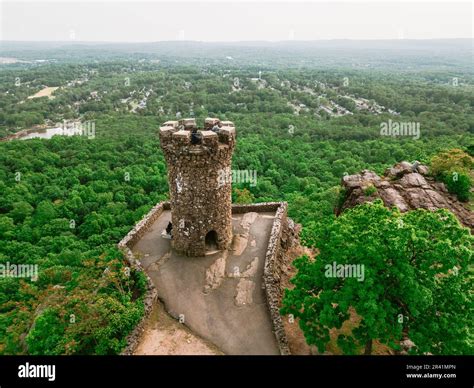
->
left=0, top=42, right=472, bottom=354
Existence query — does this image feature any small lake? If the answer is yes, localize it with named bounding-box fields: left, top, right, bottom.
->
left=20, top=127, right=69, bottom=140
left=13, top=124, right=95, bottom=140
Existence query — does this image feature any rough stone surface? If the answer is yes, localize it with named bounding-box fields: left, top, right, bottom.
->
left=262, top=202, right=301, bottom=355
left=203, top=254, right=227, bottom=293
left=133, top=300, right=222, bottom=355
left=122, top=201, right=299, bottom=354
left=235, top=278, right=256, bottom=306
left=118, top=203, right=165, bottom=355
left=159, top=118, right=236, bottom=256
left=119, top=117, right=302, bottom=355
left=339, top=161, right=473, bottom=231
left=135, top=206, right=280, bottom=354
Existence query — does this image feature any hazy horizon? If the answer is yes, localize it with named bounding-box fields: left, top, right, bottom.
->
left=1, top=1, right=472, bottom=42
left=2, top=38, right=473, bottom=43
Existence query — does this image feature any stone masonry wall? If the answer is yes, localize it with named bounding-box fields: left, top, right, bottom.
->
left=227, top=201, right=294, bottom=354
left=261, top=202, right=292, bottom=355
left=118, top=202, right=169, bottom=355
left=159, top=119, right=236, bottom=256
left=118, top=200, right=296, bottom=355
left=231, top=202, right=285, bottom=214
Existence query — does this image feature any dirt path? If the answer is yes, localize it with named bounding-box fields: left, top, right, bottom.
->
left=133, top=300, right=222, bottom=355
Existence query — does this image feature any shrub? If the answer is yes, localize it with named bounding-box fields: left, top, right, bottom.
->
left=443, top=172, right=472, bottom=202
left=430, top=149, right=473, bottom=202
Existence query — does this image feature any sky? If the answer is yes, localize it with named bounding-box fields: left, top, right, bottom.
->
left=1, top=1, right=472, bottom=42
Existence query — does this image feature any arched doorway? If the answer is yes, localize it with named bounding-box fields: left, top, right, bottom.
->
left=205, top=230, right=218, bottom=250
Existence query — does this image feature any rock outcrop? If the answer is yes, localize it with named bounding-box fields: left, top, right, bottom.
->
left=338, top=161, right=473, bottom=231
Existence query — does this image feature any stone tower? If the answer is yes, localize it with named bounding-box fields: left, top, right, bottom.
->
left=159, top=118, right=236, bottom=256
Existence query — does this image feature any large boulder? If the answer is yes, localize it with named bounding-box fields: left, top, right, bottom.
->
left=338, top=161, right=473, bottom=231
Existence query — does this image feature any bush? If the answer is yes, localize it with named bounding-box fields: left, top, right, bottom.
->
left=443, top=172, right=472, bottom=202
left=364, top=185, right=377, bottom=196
left=430, top=149, right=473, bottom=202
left=430, top=148, right=473, bottom=177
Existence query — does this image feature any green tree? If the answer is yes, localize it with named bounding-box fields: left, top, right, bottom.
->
left=9, top=201, right=34, bottom=223
left=32, top=200, right=57, bottom=227
left=0, top=216, right=14, bottom=239
left=233, top=188, right=255, bottom=204
left=430, top=149, right=473, bottom=202
left=26, top=309, right=67, bottom=355
left=282, top=201, right=473, bottom=355
left=443, top=172, right=472, bottom=202
left=430, top=148, right=473, bottom=177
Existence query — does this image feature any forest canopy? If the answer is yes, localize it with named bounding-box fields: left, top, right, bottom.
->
left=0, top=48, right=472, bottom=354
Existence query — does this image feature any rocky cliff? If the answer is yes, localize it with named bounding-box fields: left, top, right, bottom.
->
left=338, top=161, right=473, bottom=231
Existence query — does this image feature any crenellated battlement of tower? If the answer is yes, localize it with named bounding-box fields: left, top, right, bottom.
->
left=159, top=118, right=236, bottom=159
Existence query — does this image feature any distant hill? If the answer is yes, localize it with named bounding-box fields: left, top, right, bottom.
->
left=1, top=39, right=472, bottom=71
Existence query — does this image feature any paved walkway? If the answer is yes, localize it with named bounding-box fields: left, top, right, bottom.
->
left=133, top=210, right=280, bottom=355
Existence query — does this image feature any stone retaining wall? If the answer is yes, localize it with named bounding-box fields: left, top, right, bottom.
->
left=261, top=202, right=292, bottom=355
left=231, top=201, right=292, bottom=354
left=119, top=200, right=293, bottom=355
left=118, top=202, right=169, bottom=355
left=231, top=202, right=283, bottom=214
left=118, top=202, right=170, bottom=250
